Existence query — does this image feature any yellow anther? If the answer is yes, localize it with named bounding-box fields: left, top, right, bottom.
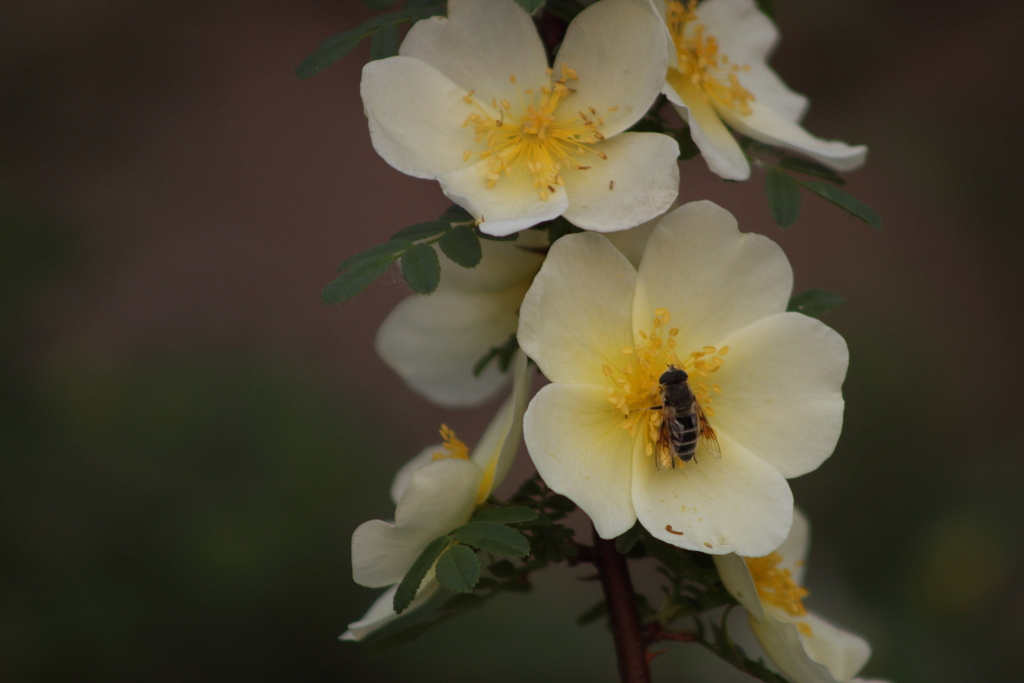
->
left=509, top=74, right=517, bottom=83
left=433, top=424, right=470, bottom=461
left=744, top=553, right=809, bottom=617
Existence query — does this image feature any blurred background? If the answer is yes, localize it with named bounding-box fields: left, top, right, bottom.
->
left=1, top=0, right=1022, bottom=681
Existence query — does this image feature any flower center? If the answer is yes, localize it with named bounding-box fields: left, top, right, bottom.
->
left=431, top=424, right=470, bottom=461
left=745, top=553, right=810, bottom=619
left=603, top=308, right=728, bottom=465
left=665, top=1, right=755, bottom=115
left=461, top=64, right=611, bottom=201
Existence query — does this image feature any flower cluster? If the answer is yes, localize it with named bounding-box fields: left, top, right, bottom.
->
left=315, top=0, right=888, bottom=680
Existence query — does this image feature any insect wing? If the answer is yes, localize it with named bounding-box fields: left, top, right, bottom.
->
left=655, top=405, right=679, bottom=470
left=695, top=403, right=721, bottom=459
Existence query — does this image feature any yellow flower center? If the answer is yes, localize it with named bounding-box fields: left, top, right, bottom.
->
left=461, top=64, right=611, bottom=201
left=745, top=553, right=810, bottom=620
left=431, top=424, right=470, bottom=461
left=603, top=308, right=728, bottom=467
left=665, top=1, right=755, bottom=115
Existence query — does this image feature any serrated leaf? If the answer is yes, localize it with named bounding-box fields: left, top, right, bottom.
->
left=615, top=522, right=644, bottom=554
left=321, top=257, right=393, bottom=304
left=576, top=600, right=608, bottom=626
left=472, top=334, right=518, bottom=377
left=546, top=494, right=576, bottom=512
left=435, top=545, right=481, bottom=593
left=797, top=179, right=883, bottom=229
left=453, top=521, right=531, bottom=558
left=390, top=220, right=449, bottom=242
left=369, top=23, right=399, bottom=60
left=777, top=156, right=846, bottom=185
left=393, top=536, right=448, bottom=614
left=338, top=240, right=411, bottom=272
left=295, top=29, right=365, bottom=79
left=438, top=224, right=482, bottom=267
left=440, top=203, right=475, bottom=225
left=787, top=289, right=847, bottom=318
left=401, top=244, right=441, bottom=294
left=472, top=506, right=538, bottom=524
left=515, top=0, right=547, bottom=12
left=765, top=168, right=802, bottom=229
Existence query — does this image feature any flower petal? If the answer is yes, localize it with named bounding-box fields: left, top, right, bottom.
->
left=776, top=507, right=811, bottom=586
left=390, top=444, right=442, bottom=505
left=561, top=132, right=680, bottom=233
left=713, top=552, right=765, bottom=620
left=351, top=459, right=481, bottom=587
left=604, top=209, right=663, bottom=269
left=750, top=611, right=872, bottom=683
left=666, top=72, right=750, bottom=181
left=631, top=429, right=793, bottom=556
left=470, top=353, right=533, bottom=498
left=554, top=0, right=669, bottom=138
left=710, top=312, right=848, bottom=478
left=399, top=0, right=549, bottom=106
left=693, top=0, right=807, bottom=122
left=361, top=57, right=476, bottom=179
left=798, top=612, right=872, bottom=683
left=633, top=201, right=792, bottom=351
left=438, top=159, right=569, bottom=236
left=439, top=238, right=544, bottom=294
left=748, top=613, right=839, bottom=683
left=523, top=383, right=637, bottom=538
left=518, top=232, right=636, bottom=386
left=339, top=578, right=440, bottom=642
left=717, top=100, right=867, bottom=172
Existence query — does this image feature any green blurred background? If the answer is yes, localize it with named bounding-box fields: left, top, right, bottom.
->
left=1, top=1, right=1022, bottom=681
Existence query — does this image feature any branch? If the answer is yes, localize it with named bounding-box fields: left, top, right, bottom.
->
left=592, top=525, right=652, bottom=683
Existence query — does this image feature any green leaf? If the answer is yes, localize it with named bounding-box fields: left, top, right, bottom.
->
left=796, top=179, right=883, bottom=229
left=777, top=157, right=845, bottom=185
left=453, top=521, right=531, bottom=558
left=576, top=600, right=608, bottom=626
left=435, top=545, right=481, bottom=593
left=765, top=168, right=802, bottom=229
left=676, top=127, right=701, bottom=160
left=393, top=536, right=449, bottom=614
left=438, top=224, right=483, bottom=268
left=755, top=0, right=775, bottom=19
left=547, top=216, right=574, bottom=244
left=295, top=28, right=365, bottom=79
left=615, top=522, right=645, bottom=554
left=321, top=257, right=393, bottom=304
left=472, top=506, right=538, bottom=524
left=544, top=0, right=586, bottom=21
left=390, top=220, right=449, bottom=242
left=787, top=289, right=847, bottom=318
left=369, top=23, right=399, bottom=61
left=515, top=0, right=547, bottom=12
left=400, top=244, right=441, bottom=294
left=440, top=203, right=475, bottom=225
left=472, top=334, right=519, bottom=377
left=487, top=560, right=517, bottom=578
left=364, top=0, right=400, bottom=7
left=338, top=240, right=411, bottom=272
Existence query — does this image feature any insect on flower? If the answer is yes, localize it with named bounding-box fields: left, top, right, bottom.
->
left=654, top=365, right=721, bottom=469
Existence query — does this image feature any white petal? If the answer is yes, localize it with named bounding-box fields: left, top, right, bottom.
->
left=399, top=0, right=548, bottom=106
left=633, top=201, right=792, bottom=351
left=518, top=232, right=636, bottom=386
left=717, top=100, right=867, bottom=172
left=693, top=0, right=809, bottom=122
left=390, top=444, right=442, bottom=505
left=361, top=57, right=476, bottom=179
left=750, top=611, right=872, bottom=683
left=631, top=429, right=793, bottom=556
left=561, top=133, right=680, bottom=233
left=470, top=353, right=534, bottom=498
left=776, top=507, right=811, bottom=586
left=376, top=238, right=541, bottom=407
left=351, top=459, right=481, bottom=587
left=523, top=383, right=637, bottom=539
left=438, top=159, right=569, bottom=236
left=711, top=312, right=848, bottom=478
left=714, top=553, right=764, bottom=620
left=604, top=208, right=663, bottom=269
left=749, top=613, right=839, bottom=683
left=666, top=72, right=750, bottom=181
left=554, top=0, right=669, bottom=138
left=798, top=612, right=872, bottom=682
left=339, top=579, right=440, bottom=642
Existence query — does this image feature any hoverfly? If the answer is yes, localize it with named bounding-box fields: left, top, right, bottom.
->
left=654, top=365, right=721, bottom=470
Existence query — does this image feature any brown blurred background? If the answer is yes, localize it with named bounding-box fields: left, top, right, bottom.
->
left=1, top=1, right=1022, bottom=681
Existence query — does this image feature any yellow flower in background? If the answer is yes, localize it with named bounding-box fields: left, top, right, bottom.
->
left=341, top=356, right=530, bottom=641
left=649, top=0, right=867, bottom=180
left=518, top=201, right=848, bottom=556
left=361, top=0, right=679, bottom=236
left=714, top=510, right=890, bottom=683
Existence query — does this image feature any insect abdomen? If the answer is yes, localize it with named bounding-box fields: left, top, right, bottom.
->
left=670, top=410, right=699, bottom=461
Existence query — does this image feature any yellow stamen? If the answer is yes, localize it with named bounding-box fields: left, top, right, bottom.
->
left=432, top=424, right=470, bottom=461
left=744, top=553, right=809, bottom=617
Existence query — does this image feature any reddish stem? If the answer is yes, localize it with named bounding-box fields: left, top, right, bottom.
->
left=593, top=525, right=652, bottom=683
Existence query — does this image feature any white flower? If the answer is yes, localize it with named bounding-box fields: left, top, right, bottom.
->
left=518, top=200, right=848, bottom=556
left=341, top=354, right=531, bottom=641
left=714, top=510, right=890, bottom=683
left=361, top=0, right=680, bottom=236
left=377, top=220, right=660, bottom=408
left=649, top=0, right=867, bottom=180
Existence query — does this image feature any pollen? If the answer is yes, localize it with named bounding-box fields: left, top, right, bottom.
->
left=744, top=552, right=809, bottom=617
left=432, top=424, right=470, bottom=461
left=460, top=66, right=613, bottom=200
left=603, top=308, right=728, bottom=466
left=665, top=0, right=755, bottom=115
